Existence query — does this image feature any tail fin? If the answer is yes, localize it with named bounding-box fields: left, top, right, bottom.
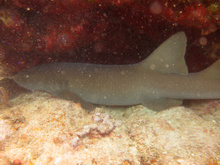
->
left=195, top=59, right=220, bottom=79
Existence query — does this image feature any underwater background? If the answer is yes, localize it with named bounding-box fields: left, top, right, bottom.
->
left=0, top=0, right=220, bottom=164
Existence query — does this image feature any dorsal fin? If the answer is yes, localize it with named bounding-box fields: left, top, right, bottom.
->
left=138, top=32, right=188, bottom=75
left=194, top=59, right=220, bottom=79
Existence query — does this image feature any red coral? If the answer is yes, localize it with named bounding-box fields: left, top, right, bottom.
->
left=0, top=0, right=219, bottom=71
left=163, top=3, right=215, bottom=29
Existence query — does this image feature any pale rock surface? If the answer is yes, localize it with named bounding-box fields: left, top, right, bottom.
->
left=0, top=91, right=219, bottom=164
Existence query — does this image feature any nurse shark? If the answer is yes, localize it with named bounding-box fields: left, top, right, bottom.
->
left=14, top=32, right=220, bottom=111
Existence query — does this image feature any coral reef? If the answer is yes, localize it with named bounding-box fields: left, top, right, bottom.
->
left=0, top=1, right=219, bottom=164
left=0, top=0, right=219, bottom=72
left=0, top=87, right=10, bottom=107
left=0, top=119, right=12, bottom=143
left=0, top=91, right=219, bottom=164
left=77, top=112, right=115, bottom=137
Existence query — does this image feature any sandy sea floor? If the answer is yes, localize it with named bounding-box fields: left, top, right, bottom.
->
left=0, top=91, right=220, bottom=165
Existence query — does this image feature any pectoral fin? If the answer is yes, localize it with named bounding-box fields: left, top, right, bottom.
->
left=142, top=98, right=183, bottom=111
left=52, top=89, right=95, bottom=111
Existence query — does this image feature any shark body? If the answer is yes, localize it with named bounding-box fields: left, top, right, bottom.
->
left=14, top=32, right=220, bottom=110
